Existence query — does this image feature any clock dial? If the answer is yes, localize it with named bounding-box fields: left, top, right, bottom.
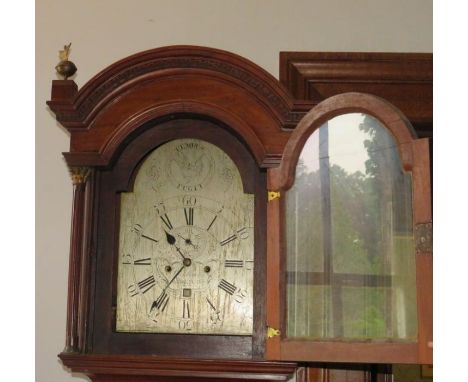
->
left=116, top=139, right=254, bottom=335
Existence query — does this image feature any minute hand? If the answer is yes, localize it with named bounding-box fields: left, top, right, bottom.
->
left=162, top=264, right=185, bottom=293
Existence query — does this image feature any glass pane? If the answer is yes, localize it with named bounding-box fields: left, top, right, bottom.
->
left=286, top=113, right=417, bottom=341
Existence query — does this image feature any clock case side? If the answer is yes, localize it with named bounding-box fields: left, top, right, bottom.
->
left=266, top=92, right=432, bottom=364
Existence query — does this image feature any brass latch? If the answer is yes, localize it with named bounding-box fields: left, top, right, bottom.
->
left=415, top=222, right=432, bottom=255
left=267, top=326, right=280, bottom=338
left=268, top=191, right=280, bottom=202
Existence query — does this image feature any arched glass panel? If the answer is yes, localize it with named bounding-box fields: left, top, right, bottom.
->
left=286, top=113, right=417, bottom=341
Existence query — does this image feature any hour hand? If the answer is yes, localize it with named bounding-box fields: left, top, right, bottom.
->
left=165, top=230, right=176, bottom=245
left=164, top=230, right=187, bottom=260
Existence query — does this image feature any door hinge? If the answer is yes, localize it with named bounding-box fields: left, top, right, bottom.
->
left=267, top=326, right=280, bottom=338
left=268, top=191, right=280, bottom=202
left=415, top=222, right=432, bottom=255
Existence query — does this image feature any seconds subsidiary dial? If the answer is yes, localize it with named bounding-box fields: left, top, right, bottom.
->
left=116, top=139, right=254, bottom=335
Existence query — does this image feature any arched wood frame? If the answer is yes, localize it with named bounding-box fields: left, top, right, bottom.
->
left=268, top=92, right=417, bottom=191
left=47, top=45, right=313, bottom=169
left=79, top=103, right=267, bottom=168
left=88, top=118, right=267, bottom=359
left=266, top=92, right=432, bottom=365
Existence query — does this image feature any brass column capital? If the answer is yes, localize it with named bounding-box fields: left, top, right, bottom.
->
left=69, top=167, right=91, bottom=185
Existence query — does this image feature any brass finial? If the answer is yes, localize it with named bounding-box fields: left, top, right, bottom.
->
left=59, top=43, right=72, bottom=61
left=55, top=43, right=77, bottom=80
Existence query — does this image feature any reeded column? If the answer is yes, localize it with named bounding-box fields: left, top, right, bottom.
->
left=65, top=167, right=91, bottom=353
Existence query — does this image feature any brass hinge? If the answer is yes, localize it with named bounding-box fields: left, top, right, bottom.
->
left=267, top=326, right=280, bottom=338
left=268, top=191, right=280, bottom=202
left=415, top=222, right=432, bottom=255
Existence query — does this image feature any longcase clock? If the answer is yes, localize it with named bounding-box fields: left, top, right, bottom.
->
left=47, top=45, right=305, bottom=381
left=47, top=46, right=432, bottom=382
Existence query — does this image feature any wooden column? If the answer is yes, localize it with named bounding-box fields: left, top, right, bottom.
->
left=65, top=167, right=91, bottom=352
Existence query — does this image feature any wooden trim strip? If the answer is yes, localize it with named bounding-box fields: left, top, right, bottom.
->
left=59, top=353, right=298, bottom=380
left=266, top=176, right=282, bottom=360
left=280, top=341, right=418, bottom=364
left=65, top=177, right=88, bottom=352
left=412, top=138, right=433, bottom=364
left=286, top=272, right=393, bottom=287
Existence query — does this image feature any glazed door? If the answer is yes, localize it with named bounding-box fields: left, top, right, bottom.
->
left=266, top=93, right=432, bottom=365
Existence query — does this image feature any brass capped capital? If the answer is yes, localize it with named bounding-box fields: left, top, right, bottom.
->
left=69, top=167, right=91, bottom=185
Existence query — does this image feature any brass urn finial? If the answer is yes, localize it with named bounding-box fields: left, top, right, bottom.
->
left=55, top=43, right=77, bottom=80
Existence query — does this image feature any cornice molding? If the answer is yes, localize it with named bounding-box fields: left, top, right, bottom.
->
left=47, top=46, right=310, bottom=130
left=47, top=46, right=312, bottom=168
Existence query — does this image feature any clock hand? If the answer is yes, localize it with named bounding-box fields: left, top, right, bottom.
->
left=150, top=264, right=186, bottom=313
left=177, top=233, right=197, bottom=248
left=157, top=255, right=192, bottom=297
left=164, top=231, right=188, bottom=260
left=162, top=264, right=185, bottom=293
left=165, top=230, right=176, bottom=245
left=175, top=245, right=189, bottom=261
left=177, top=233, right=189, bottom=241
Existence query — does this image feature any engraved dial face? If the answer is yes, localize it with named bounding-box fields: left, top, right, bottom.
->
left=116, top=139, right=254, bottom=335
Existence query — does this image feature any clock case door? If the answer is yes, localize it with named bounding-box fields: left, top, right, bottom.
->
left=90, top=117, right=267, bottom=359
left=266, top=93, right=432, bottom=365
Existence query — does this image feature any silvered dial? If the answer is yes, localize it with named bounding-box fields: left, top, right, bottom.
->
left=116, top=139, right=254, bottom=335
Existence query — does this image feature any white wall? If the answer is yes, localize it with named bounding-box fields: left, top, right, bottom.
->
left=36, top=1, right=432, bottom=381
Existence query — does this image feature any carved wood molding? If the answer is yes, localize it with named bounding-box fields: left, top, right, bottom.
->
left=47, top=46, right=313, bottom=168
left=279, top=52, right=432, bottom=138
left=54, top=55, right=296, bottom=126
left=59, top=353, right=298, bottom=381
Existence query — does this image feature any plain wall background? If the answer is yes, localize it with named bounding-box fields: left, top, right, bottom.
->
left=36, top=1, right=432, bottom=381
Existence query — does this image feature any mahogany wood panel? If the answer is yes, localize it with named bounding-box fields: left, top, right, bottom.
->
left=280, top=341, right=418, bottom=364
left=296, top=364, right=392, bottom=382
left=59, top=353, right=298, bottom=381
left=279, top=52, right=432, bottom=138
